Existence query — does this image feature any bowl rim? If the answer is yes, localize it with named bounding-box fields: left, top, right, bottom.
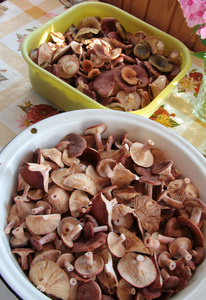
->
left=0, top=109, right=205, bottom=300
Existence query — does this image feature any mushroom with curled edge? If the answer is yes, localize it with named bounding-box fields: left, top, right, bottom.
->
left=30, top=249, right=61, bottom=268
left=31, top=200, right=52, bottom=215
left=183, top=197, right=206, bottom=226
left=112, top=204, right=134, bottom=232
left=149, top=75, right=167, bottom=98
left=63, top=172, right=98, bottom=196
left=10, top=226, right=30, bottom=248
left=37, top=42, right=53, bottom=67
left=72, top=232, right=107, bottom=253
left=145, top=36, right=165, bottom=56
left=19, top=161, right=51, bottom=193
left=96, top=158, right=117, bottom=178
left=168, top=237, right=192, bottom=262
left=107, top=232, right=126, bottom=258
left=151, top=148, right=168, bottom=167
left=86, top=164, right=110, bottom=191
left=133, top=195, right=161, bottom=234
left=190, top=246, right=205, bottom=265
left=90, top=193, right=118, bottom=231
left=167, top=178, right=199, bottom=201
left=157, top=190, right=183, bottom=210
left=84, top=123, right=107, bottom=151
left=41, top=147, right=64, bottom=168
left=76, top=280, right=102, bottom=300
left=152, top=160, right=175, bottom=183
left=25, top=214, right=61, bottom=235
left=66, top=132, right=87, bottom=158
left=139, top=175, right=161, bottom=199
left=4, top=215, right=19, bottom=234
left=177, top=215, right=204, bottom=247
left=157, top=251, right=176, bottom=271
left=74, top=251, right=104, bottom=279
left=30, top=232, right=56, bottom=251
left=111, top=162, right=139, bottom=189
left=62, top=151, right=81, bottom=167
left=130, top=140, right=154, bottom=168
left=117, top=253, right=157, bottom=288
left=100, top=185, right=118, bottom=201
left=116, top=278, right=137, bottom=300
left=97, top=248, right=118, bottom=294
left=57, top=253, right=75, bottom=273
left=133, top=40, right=150, bottom=60
left=44, top=184, right=70, bottom=214
left=113, top=185, right=141, bottom=205
left=163, top=216, right=189, bottom=238
left=29, top=260, right=70, bottom=300
left=160, top=268, right=179, bottom=292
left=83, top=222, right=108, bottom=240
left=119, top=228, right=151, bottom=255
left=69, top=189, right=92, bottom=218
left=12, top=248, right=35, bottom=270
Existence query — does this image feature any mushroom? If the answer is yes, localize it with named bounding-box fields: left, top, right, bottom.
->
left=30, top=249, right=61, bottom=268
left=167, top=49, right=181, bottom=66
left=139, top=175, right=161, bottom=199
left=10, top=226, right=30, bottom=248
left=9, top=201, right=35, bottom=222
left=83, top=221, right=108, bottom=240
left=31, top=200, right=52, bottom=215
left=86, top=164, right=110, bottom=191
left=60, top=219, right=83, bottom=248
left=148, top=54, right=173, bottom=73
left=74, top=251, right=104, bottom=279
left=12, top=248, right=35, bottom=270
left=116, top=91, right=141, bottom=111
left=41, top=148, right=64, bottom=168
left=4, top=215, right=19, bottom=234
left=44, top=184, right=70, bottom=214
left=30, top=232, right=56, bottom=251
left=29, top=260, right=70, bottom=300
left=117, top=253, right=157, bottom=288
left=130, top=140, right=154, bottom=167
left=97, top=248, right=118, bottom=293
left=152, top=160, right=175, bottom=182
left=66, top=132, right=88, bottom=158
left=116, top=279, right=137, bottom=300
left=149, top=75, right=167, bottom=98
left=157, top=190, right=183, bottom=209
left=111, top=162, right=139, bottom=189
left=57, top=55, right=79, bottom=79
left=107, top=232, right=126, bottom=258
left=37, top=42, right=53, bottom=66
left=168, top=237, right=192, bottom=261
left=157, top=251, right=176, bottom=271
left=183, top=197, right=206, bottom=226
left=57, top=253, right=75, bottom=272
left=133, top=40, right=150, bottom=60
left=13, top=185, right=30, bottom=205
left=133, top=195, right=161, bottom=234
left=96, top=158, right=117, bottom=178
left=69, top=190, right=92, bottom=218
left=72, top=232, right=107, bottom=253
left=76, top=280, right=102, bottom=300
left=190, top=246, right=205, bottom=265
left=25, top=214, right=61, bottom=235
left=160, top=268, right=179, bottom=291
left=167, top=178, right=198, bottom=201
left=19, top=161, right=51, bottom=193
left=121, top=66, right=138, bottom=85
left=84, top=124, right=107, bottom=151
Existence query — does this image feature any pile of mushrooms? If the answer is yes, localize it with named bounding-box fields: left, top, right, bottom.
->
left=29, top=16, right=182, bottom=111
left=5, top=123, right=205, bottom=300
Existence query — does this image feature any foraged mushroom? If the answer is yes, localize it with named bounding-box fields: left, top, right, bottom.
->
left=29, top=260, right=70, bottom=300
left=130, top=140, right=154, bottom=167
left=117, top=253, right=157, bottom=288
left=12, top=248, right=35, bottom=270
left=26, top=214, right=61, bottom=235
left=84, top=124, right=107, bottom=151
left=76, top=280, right=102, bottom=300
left=168, top=237, right=192, bottom=261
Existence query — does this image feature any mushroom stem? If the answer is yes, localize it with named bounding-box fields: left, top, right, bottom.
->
left=12, top=226, right=26, bottom=240
left=65, top=261, right=74, bottom=272
left=85, top=251, right=93, bottom=266
left=140, top=140, right=154, bottom=156
left=105, top=165, right=114, bottom=178
left=160, top=268, right=170, bottom=280
left=144, top=236, right=160, bottom=250
left=94, top=225, right=108, bottom=233
left=39, top=232, right=56, bottom=246
left=136, top=254, right=145, bottom=266
left=178, top=245, right=192, bottom=261
left=32, top=206, right=44, bottom=214
left=159, top=192, right=182, bottom=209
left=66, top=224, right=83, bottom=240
left=13, top=185, right=30, bottom=205
left=115, top=233, right=126, bottom=245
left=155, top=233, right=175, bottom=244
left=190, top=206, right=202, bottom=225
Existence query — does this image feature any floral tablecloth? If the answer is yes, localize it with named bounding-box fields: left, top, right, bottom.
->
left=0, top=0, right=205, bottom=298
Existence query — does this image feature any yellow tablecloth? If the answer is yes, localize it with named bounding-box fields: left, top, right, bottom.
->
left=0, top=1, right=206, bottom=299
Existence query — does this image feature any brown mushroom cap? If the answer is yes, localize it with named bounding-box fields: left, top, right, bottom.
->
left=12, top=248, right=35, bottom=270
left=72, top=232, right=107, bottom=253
left=69, top=189, right=92, bottom=218
left=25, top=214, right=61, bottom=235
left=30, top=249, right=61, bottom=268
left=96, top=158, right=117, bottom=178
left=63, top=173, right=98, bottom=196
left=29, top=260, right=70, bottom=300
left=168, top=237, right=192, bottom=261
left=57, top=54, right=79, bottom=79
left=76, top=280, right=102, bottom=300
left=84, top=124, right=107, bottom=151
left=44, top=185, right=70, bottom=214
left=107, top=232, right=126, bottom=257
left=10, top=226, right=30, bottom=248
left=148, top=54, right=173, bottom=72
left=117, top=253, right=156, bottom=288
left=74, top=251, right=104, bottom=279
left=66, top=132, right=87, bottom=158
left=57, top=253, right=75, bottom=272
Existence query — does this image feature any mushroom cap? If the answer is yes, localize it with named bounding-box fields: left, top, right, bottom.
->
left=37, top=42, right=53, bottom=66
left=148, top=54, right=173, bottom=72
left=29, top=260, right=70, bottom=300
left=57, top=54, right=79, bottom=79
left=41, top=148, right=64, bottom=168
left=183, top=197, right=206, bottom=212
left=66, top=132, right=87, bottom=158
left=116, top=278, right=137, bottom=300
left=72, top=232, right=107, bottom=253
left=44, top=184, right=70, bottom=214
left=57, top=253, right=75, bottom=269
left=111, top=162, right=138, bottom=189
left=133, top=40, right=150, bottom=60
left=96, top=158, right=117, bottom=178
left=116, top=91, right=141, bottom=111
left=74, top=252, right=104, bottom=279
left=117, top=253, right=156, bottom=288
left=26, top=214, right=61, bottom=235
left=63, top=173, right=98, bottom=196
left=69, top=189, right=91, bottom=218
left=76, top=280, right=102, bottom=300
left=50, top=168, right=74, bottom=191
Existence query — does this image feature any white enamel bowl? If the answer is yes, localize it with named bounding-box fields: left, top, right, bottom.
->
left=0, top=109, right=205, bottom=300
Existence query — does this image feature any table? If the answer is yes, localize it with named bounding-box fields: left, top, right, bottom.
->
left=0, top=1, right=205, bottom=299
